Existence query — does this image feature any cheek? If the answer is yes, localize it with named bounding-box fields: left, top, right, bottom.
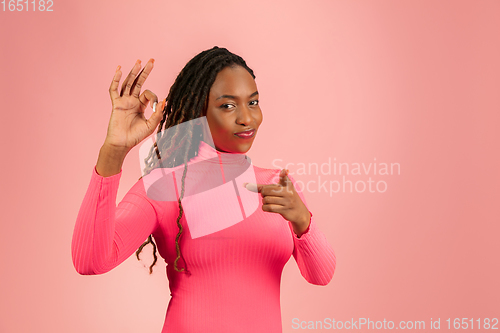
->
left=207, top=110, right=224, bottom=133
left=211, top=117, right=232, bottom=135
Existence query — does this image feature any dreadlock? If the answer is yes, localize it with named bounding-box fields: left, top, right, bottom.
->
left=135, top=46, right=256, bottom=274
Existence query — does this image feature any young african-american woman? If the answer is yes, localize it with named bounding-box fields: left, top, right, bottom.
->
left=71, top=46, right=336, bottom=333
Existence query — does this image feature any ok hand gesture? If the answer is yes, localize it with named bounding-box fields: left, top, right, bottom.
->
left=105, top=59, right=165, bottom=153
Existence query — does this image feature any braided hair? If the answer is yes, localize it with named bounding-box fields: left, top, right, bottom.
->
left=135, top=46, right=256, bottom=274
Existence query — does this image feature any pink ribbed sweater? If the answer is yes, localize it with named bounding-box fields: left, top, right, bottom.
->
left=71, top=141, right=336, bottom=332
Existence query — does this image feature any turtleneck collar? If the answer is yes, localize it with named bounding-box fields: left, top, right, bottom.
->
left=192, top=140, right=250, bottom=166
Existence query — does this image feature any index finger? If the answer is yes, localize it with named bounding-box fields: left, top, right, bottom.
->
left=242, top=183, right=284, bottom=195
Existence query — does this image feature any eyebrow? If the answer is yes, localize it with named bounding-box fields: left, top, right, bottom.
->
left=215, top=91, right=259, bottom=100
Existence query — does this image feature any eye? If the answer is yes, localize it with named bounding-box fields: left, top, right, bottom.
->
left=249, top=100, right=259, bottom=106
left=220, top=103, right=235, bottom=110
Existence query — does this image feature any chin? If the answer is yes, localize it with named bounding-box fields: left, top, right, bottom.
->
left=219, top=144, right=252, bottom=154
left=217, top=138, right=255, bottom=154
left=230, top=147, right=251, bottom=154
left=236, top=142, right=255, bottom=153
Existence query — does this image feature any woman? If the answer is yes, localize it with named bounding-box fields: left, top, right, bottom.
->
left=72, top=46, right=336, bottom=333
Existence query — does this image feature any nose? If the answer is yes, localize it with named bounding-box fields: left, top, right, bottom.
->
left=236, top=104, right=253, bottom=126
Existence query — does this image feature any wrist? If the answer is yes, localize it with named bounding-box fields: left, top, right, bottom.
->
left=292, top=211, right=311, bottom=238
left=101, top=140, right=132, bottom=157
left=95, top=143, right=129, bottom=177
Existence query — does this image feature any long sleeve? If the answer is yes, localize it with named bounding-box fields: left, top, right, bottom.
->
left=71, top=166, right=161, bottom=275
left=287, top=174, right=336, bottom=286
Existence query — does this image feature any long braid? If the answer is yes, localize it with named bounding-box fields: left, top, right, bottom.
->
left=135, top=46, right=256, bottom=274
left=135, top=235, right=158, bottom=274
left=173, top=121, right=194, bottom=273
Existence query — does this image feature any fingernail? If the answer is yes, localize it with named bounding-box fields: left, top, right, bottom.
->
left=151, top=58, right=155, bottom=64
left=243, top=183, right=259, bottom=193
left=153, top=102, right=157, bottom=113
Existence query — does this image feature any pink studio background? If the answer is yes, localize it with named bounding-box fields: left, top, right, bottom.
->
left=1, top=1, right=499, bottom=332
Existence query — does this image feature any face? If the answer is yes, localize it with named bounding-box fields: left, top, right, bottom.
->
left=203, top=65, right=263, bottom=154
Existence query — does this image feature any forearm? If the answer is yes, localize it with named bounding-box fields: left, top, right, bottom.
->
left=72, top=162, right=160, bottom=275
left=291, top=215, right=336, bottom=286
left=291, top=210, right=312, bottom=238
left=95, top=142, right=130, bottom=177
left=71, top=167, right=122, bottom=274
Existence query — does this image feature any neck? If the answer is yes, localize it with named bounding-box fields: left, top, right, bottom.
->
left=194, top=140, right=249, bottom=165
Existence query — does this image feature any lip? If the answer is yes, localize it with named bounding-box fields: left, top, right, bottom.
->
left=234, top=129, right=255, bottom=139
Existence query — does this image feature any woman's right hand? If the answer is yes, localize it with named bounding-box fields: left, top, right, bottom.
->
left=96, top=59, right=165, bottom=177
left=105, top=59, right=165, bottom=153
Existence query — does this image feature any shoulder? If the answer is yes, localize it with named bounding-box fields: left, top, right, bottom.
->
left=252, top=165, right=302, bottom=183
left=251, top=165, right=301, bottom=189
left=251, top=165, right=281, bottom=183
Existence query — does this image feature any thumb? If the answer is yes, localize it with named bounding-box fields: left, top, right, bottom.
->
left=147, top=99, right=164, bottom=131
left=279, top=169, right=290, bottom=186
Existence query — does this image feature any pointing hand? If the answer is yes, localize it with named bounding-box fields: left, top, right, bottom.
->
left=243, top=169, right=311, bottom=237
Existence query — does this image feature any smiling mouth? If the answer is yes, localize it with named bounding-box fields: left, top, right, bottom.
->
left=234, top=129, right=255, bottom=139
